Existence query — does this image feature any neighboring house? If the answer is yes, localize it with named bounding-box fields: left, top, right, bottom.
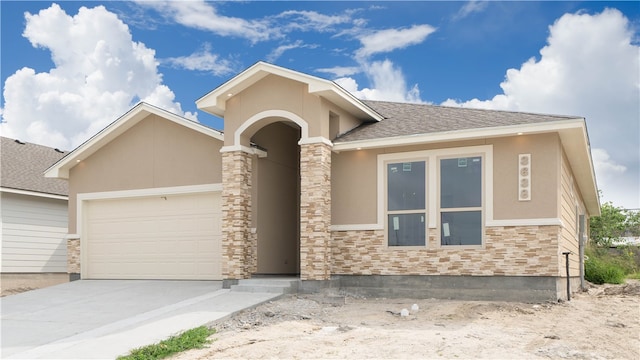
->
left=1, top=137, right=69, bottom=294
left=45, top=62, right=599, bottom=301
left=611, top=236, right=640, bottom=247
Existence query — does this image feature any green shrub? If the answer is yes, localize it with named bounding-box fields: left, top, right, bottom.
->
left=627, top=272, right=640, bottom=280
left=118, top=326, right=215, bottom=360
left=585, top=256, right=625, bottom=284
left=585, top=245, right=640, bottom=283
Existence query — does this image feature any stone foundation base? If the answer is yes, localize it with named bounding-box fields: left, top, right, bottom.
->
left=299, top=275, right=568, bottom=302
left=1, top=273, right=69, bottom=296
left=556, top=276, right=582, bottom=300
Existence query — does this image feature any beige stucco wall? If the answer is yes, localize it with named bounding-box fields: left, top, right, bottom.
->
left=331, top=149, right=378, bottom=224
left=491, top=133, right=560, bottom=220
left=223, top=75, right=363, bottom=146
left=68, top=114, right=223, bottom=232
left=321, top=98, right=362, bottom=140
left=331, top=134, right=561, bottom=225
left=252, top=122, right=300, bottom=274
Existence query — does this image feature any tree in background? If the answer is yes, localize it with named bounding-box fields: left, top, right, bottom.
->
left=586, top=202, right=640, bottom=284
left=625, top=209, right=640, bottom=237
left=590, top=202, right=640, bottom=247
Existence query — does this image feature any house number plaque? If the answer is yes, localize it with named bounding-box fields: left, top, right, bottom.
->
left=518, top=154, right=531, bottom=201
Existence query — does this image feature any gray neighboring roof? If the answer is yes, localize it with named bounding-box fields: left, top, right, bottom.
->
left=334, top=100, right=582, bottom=143
left=1, top=137, right=68, bottom=197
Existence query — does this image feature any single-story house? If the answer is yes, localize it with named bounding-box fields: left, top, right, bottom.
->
left=1, top=137, right=69, bottom=294
left=45, top=62, right=599, bottom=301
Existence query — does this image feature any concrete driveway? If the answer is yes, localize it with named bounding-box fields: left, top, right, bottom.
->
left=1, top=280, right=280, bottom=359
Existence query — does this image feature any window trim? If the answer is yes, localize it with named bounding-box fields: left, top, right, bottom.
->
left=377, top=145, right=493, bottom=248
left=384, top=160, right=428, bottom=248
left=437, top=154, right=485, bottom=248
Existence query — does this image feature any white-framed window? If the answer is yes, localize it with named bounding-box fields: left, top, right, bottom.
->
left=439, top=156, right=483, bottom=246
left=385, top=160, right=427, bottom=246
left=378, top=145, right=492, bottom=248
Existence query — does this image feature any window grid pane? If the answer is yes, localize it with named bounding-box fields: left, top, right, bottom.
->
left=440, top=210, right=482, bottom=246
left=388, top=213, right=426, bottom=246
left=440, top=157, right=482, bottom=208
left=387, top=161, right=426, bottom=211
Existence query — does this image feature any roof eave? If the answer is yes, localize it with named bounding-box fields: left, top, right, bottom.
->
left=558, top=122, right=600, bottom=216
left=0, top=187, right=68, bottom=200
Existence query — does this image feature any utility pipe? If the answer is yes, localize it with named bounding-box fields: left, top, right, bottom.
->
left=562, top=251, right=571, bottom=301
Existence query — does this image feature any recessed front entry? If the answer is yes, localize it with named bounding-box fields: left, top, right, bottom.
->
left=252, top=122, right=301, bottom=275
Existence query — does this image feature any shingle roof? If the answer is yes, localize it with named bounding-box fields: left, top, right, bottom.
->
left=334, top=100, right=582, bottom=143
left=1, top=137, right=68, bottom=196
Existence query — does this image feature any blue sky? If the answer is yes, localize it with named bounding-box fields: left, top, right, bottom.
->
left=1, top=1, right=639, bottom=209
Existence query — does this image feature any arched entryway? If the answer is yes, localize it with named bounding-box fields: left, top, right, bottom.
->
left=221, top=109, right=332, bottom=281
left=251, top=121, right=301, bottom=275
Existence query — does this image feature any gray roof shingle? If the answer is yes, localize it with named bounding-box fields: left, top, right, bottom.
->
left=334, top=100, right=582, bottom=143
left=1, top=137, right=68, bottom=196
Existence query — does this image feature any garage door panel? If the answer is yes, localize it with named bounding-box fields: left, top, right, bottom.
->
left=85, top=192, right=222, bottom=280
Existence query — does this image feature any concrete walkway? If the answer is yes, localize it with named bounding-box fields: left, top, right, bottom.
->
left=1, top=280, right=281, bottom=359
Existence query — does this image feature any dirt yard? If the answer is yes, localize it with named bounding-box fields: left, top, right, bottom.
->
left=172, top=281, right=640, bottom=360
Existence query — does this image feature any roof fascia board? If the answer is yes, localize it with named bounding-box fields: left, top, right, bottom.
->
left=1, top=187, right=68, bottom=200
left=45, top=103, right=223, bottom=179
left=332, top=119, right=585, bottom=151
left=196, top=61, right=383, bottom=121
left=557, top=123, right=601, bottom=216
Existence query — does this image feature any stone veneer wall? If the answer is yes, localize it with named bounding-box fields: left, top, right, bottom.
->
left=248, top=230, right=258, bottom=275
left=67, top=238, right=80, bottom=274
left=221, top=150, right=253, bottom=279
left=299, top=142, right=332, bottom=280
left=331, top=225, right=561, bottom=276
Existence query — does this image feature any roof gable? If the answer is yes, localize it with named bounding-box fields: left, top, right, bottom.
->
left=196, top=61, right=383, bottom=122
left=1, top=137, right=68, bottom=197
left=45, top=102, right=223, bottom=179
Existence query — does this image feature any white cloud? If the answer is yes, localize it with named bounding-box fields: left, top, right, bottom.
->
left=266, top=40, right=318, bottom=62
left=137, top=0, right=276, bottom=43
left=164, top=43, right=236, bottom=76
left=454, top=1, right=490, bottom=20
left=0, top=3, right=194, bottom=150
left=277, top=10, right=355, bottom=32
left=130, top=2, right=432, bottom=107
left=335, top=60, right=423, bottom=103
left=355, top=25, right=436, bottom=59
left=592, top=148, right=626, bottom=176
left=331, top=23, right=435, bottom=104
left=443, top=9, right=640, bottom=208
left=316, top=66, right=361, bottom=77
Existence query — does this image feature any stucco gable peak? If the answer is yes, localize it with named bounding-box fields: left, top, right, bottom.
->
left=196, top=61, right=383, bottom=122
left=44, top=102, right=223, bottom=180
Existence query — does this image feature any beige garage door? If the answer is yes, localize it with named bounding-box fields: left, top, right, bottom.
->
left=85, top=192, right=221, bottom=280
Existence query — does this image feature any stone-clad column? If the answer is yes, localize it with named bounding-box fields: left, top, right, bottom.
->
left=221, top=150, right=253, bottom=279
left=299, top=142, right=332, bottom=280
left=67, top=237, right=80, bottom=276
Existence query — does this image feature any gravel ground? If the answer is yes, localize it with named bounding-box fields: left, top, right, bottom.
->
left=171, top=281, right=640, bottom=360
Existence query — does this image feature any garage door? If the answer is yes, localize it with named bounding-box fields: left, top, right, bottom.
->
left=85, top=192, right=221, bottom=280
